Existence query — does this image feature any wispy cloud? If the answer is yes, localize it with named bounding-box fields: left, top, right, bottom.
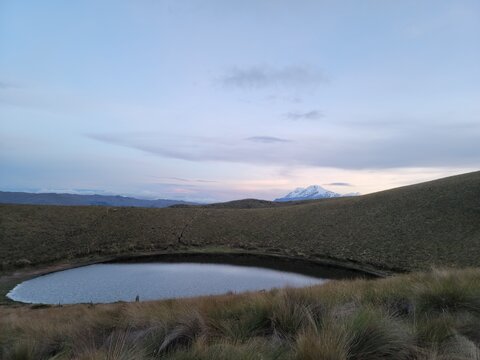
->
left=35, top=188, right=111, bottom=195
left=324, top=182, right=353, bottom=187
left=285, top=110, right=324, bottom=121
left=245, top=136, right=291, bottom=143
left=152, top=176, right=217, bottom=183
left=220, top=65, right=327, bottom=90
left=87, top=123, right=480, bottom=170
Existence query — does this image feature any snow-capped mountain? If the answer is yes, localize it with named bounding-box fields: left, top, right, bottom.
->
left=275, top=185, right=359, bottom=202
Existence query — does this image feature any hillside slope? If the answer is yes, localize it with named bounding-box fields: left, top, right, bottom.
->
left=1, top=171, right=479, bottom=272
left=172, top=198, right=328, bottom=209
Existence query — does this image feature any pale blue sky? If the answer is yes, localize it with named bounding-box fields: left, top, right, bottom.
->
left=1, top=0, right=479, bottom=202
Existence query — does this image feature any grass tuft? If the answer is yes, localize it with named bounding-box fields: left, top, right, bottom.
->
left=207, top=295, right=273, bottom=342
left=158, top=309, right=207, bottom=354
left=345, top=308, right=414, bottom=360
left=415, top=269, right=480, bottom=314
left=270, top=288, right=323, bottom=340
left=295, top=319, right=349, bottom=360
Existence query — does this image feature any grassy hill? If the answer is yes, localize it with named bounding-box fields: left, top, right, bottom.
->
left=171, top=198, right=325, bottom=209
left=1, top=171, right=479, bottom=274
left=1, top=171, right=480, bottom=359
left=170, top=198, right=284, bottom=209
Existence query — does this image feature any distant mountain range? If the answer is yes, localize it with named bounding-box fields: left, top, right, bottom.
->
left=275, top=185, right=359, bottom=202
left=0, top=191, right=199, bottom=208
left=0, top=186, right=360, bottom=208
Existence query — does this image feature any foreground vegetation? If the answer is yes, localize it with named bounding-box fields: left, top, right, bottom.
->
left=1, top=268, right=480, bottom=359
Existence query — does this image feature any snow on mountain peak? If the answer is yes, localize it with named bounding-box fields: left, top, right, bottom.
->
left=275, top=184, right=359, bottom=202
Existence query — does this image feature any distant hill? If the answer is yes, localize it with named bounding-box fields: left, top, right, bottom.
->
left=275, top=185, right=359, bottom=202
left=0, top=191, right=198, bottom=208
left=170, top=198, right=282, bottom=209
left=171, top=198, right=335, bottom=209
left=173, top=187, right=361, bottom=209
left=203, top=198, right=285, bottom=209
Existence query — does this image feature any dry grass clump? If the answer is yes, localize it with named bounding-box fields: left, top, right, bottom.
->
left=157, top=310, right=207, bottom=354
left=295, top=308, right=414, bottom=360
left=206, top=294, right=273, bottom=342
left=414, top=269, right=480, bottom=314
left=269, top=288, right=323, bottom=340
left=164, top=339, right=292, bottom=360
left=295, top=319, right=349, bottom=360
left=1, top=268, right=480, bottom=359
left=346, top=308, right=414, bottom=359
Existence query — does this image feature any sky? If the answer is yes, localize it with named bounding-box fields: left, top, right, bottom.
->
left=1, top=0, right=479, bottom=202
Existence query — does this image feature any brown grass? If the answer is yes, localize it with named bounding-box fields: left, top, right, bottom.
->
left=1, top=171, right=480, bottom=278
left=1, top=268, right=480, bottom=359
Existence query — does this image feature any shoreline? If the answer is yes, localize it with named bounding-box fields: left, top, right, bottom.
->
left=0, top=248, right=389, bottom=306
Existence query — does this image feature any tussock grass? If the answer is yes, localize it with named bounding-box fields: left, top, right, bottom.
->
left=345, top=308, right=414, bottom=359
left=270, top=288, right=323, bottom=340
left=414, top=269, right=480, bottom=314
left=158, top=310, right=207, bottom=354
left=295, top=319, right=349, bottom=360
left=295, top=308, right=414, bottom=360
left=2, top=268, right=480, bottom=359
left=207, top=296, right=273, bottom=342
left=165, top=339, right=292, bottom=360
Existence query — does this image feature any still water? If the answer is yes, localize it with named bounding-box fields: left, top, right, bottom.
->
left=7, top=262, right=327, bottom=304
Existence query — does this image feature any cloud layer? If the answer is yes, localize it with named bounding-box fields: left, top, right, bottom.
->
left=87, top=123, right=480, bottom=170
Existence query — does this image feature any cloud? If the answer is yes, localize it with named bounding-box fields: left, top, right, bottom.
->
left=285, top=110, right=324, bottom=121
left=245, top=136, right=291, bottom=143
left=152, top=176, right=217, bottom=183
left=35, top=188, right=111, bottom=195
left=0, top=81, right=17, bottom=90
left=87, top=123, right=480, bottom=170
left=195, top=179, right=218, bottom=183
left=324, top=182, right=353, bottom=187
left=87, top=133, right=295, bottom=164
left=220, top=65, right=327, bottom=90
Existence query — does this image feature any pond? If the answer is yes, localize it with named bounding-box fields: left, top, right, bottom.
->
left=7, top=255, right=370, bottom=305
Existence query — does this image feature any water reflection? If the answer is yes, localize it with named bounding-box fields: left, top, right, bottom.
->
left=7, top=262, right=326, bottom=304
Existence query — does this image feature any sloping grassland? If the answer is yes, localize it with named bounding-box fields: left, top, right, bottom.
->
left=1, top=171, right=479, bottom=274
